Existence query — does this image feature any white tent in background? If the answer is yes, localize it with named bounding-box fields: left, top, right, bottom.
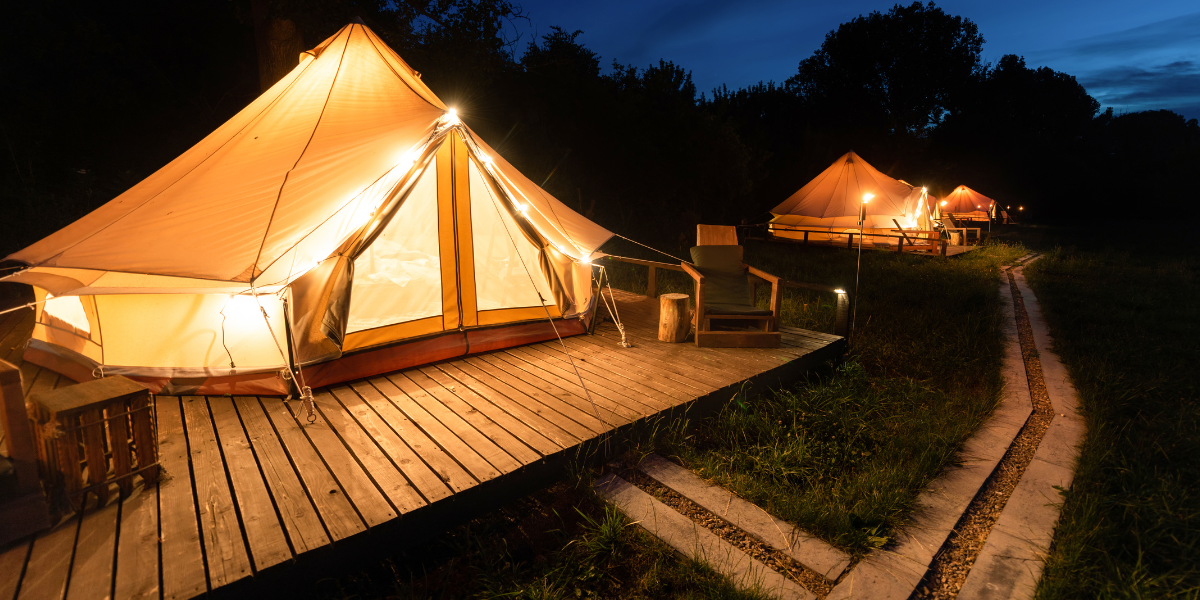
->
left=768, top=151, right=933, bottom=245
left=2, top=22, right=612, bottom=395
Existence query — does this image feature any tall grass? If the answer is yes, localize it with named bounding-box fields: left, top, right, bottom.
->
left=1022, top=239, right=1200, bottom=598
left=616, top=239, right=1027, bottom=554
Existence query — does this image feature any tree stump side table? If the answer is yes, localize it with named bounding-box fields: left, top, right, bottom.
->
left=658, top=293, right=692, bottom=343
left=30, top=375, right=159, bottom=513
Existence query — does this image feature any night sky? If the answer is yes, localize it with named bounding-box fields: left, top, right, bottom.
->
left=509, top=0, right=1200, bottom=119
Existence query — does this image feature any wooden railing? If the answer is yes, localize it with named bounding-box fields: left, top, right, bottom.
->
left=599, top=255, right=852, bottom=339
left=746, top=224, right=950, bottom=256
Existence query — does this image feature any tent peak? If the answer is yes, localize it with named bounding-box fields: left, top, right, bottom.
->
left=351, top=16, right=366, bottom=25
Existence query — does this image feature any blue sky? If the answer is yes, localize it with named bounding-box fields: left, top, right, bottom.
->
left=507, top=0, right=1200, bottom=119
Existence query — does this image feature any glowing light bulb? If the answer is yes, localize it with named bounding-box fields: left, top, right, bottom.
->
left=862, top=193, right=874, bottom=203
left=443, top=108, right=460, bottom=125
left=834, top=288, right=846, bottom=294
left=922, top=187, right=927, bottom=192
left=940, top=200, right=948, bottom=206
left=515, top=202, right=529, bottom=216
left=479, top=153, right=493, bottom=165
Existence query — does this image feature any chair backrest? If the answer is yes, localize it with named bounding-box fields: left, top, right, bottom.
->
left=697, top=224, right=738, bottom=246
left=690, top=245, right=753, bottom=307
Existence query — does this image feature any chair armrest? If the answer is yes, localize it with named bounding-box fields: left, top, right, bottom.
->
left=681, top=262, right=704, bottom=283
left=746, top=265, right=779, bottom=283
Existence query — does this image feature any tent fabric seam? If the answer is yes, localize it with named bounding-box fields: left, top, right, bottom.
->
left=17, top=40, right=322, bottom=270
left=250, top=26, right=354, bottom=279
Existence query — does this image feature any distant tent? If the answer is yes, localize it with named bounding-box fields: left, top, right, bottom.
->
left=769, top=151, right=933, bottom=245
left=937, top=185, right=996, bottom=221
left=2, top=23, right=612, bottom=395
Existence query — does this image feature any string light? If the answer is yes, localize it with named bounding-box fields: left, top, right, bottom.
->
left=862, top=193, right=874, bottom=203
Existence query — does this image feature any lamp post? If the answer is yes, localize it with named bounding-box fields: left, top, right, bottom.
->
left=853, top=193, right=873, bottom=335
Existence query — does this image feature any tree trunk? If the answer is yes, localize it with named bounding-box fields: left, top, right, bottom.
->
left=658, top=293, right=691, bottom=343
left=253, top=0, right=304, bottom=92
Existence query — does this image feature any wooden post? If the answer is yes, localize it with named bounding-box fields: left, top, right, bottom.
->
left=803, top=230, right=809, bottom=244
left=896, top=236, right=904, bottom=253
left=0, top=360, right=51, bottom=544
left=940, top=240, right=948, bottom=256
left=658, top=294, right=691, bottom=342
left=847, top=233, right=854, bottom=249
left=647, top=266, right=657, bottom=298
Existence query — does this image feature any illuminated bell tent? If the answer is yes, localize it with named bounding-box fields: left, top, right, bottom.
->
left=1, top=22, right=612, bottom=396
left=768, top=151, right=933, bottom=244
left=936, top=185, right=998, bottom=221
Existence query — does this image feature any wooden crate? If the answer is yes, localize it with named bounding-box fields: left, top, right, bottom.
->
left=29, top=376, right=159, bottom=513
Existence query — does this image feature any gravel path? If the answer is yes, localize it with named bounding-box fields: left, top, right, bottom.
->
left=615, top=463, right=842, bottom=597
left=913, top=262, right=1054, bottom=599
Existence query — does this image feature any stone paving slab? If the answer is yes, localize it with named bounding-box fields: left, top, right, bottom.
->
left=960, top=262, right=1085, bottom=599
left=637, top=454, right=852, bottom=579
left=956, top=528, right=1044, bottom=600
left=825, top=269, right=1036, bottom=599
left=594, top=474, right=814, bottom=600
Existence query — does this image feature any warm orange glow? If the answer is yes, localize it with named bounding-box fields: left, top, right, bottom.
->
left=1019, top=206, right=1024, bottom=210
left=940, top=200, right=948, bottom=206
left=862, top=193, right=874, bottom=203
left=44, top=293, right=90, bottom=333
left=443, top=108, right=460, bottom=125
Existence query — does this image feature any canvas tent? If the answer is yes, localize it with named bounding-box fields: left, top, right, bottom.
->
left=936, top=185, right=996, bottom=221
left=1, top=22, right=612, bottom=396
left=768, top=151, right=933, bottom=244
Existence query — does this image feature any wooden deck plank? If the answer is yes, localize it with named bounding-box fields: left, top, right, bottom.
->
left=477, top=352, right=641, bottom=423
left=522, top=342, right=692, bottom=403
left=591, top=325, right=772, bottom=377
left=464, top=356, right=622, bottom=429
left=113, top=484, right=161, bottom=600
left=154, top=396, right=207, bottom=600
left=385, top=373, right=525, bottom=474
left=498, top=347, right=665, bottom=416
left=603, top=314, right=798, bottom=372
left=371, top=375, right=508, bottom=480
left=364, top=375, right=501, bottom=481
left=563, top=334, right=725, bottom=393
left=0, top=540, right=32, bottom=600
left=433, top=361, right=587, bottom=445
left=208, top=397, right=292, bottom=572
left=179, top=396, right=252, bottom=587
left=328, top=386, right=455, bottom=503
left=409, top=368, right=553, bottom=460
left=258, top=398, right=367, bottom=541
left=514, top=343, right=682, bottom=411
left=342, top=382, right=475, bottom=495
left=23, top=367, right=58, bottom=398
left=418, top=365, right=567, bottom=453
left=447, top=360, right=604, bottom=435
left=16, top=514, right=79, bottom=600
left=64, top=495, right=120, bottom=600
left=232, top=397, right=331, bottom=552
left=312, top=391, right=425, bottom=514
left=286, top=393, right=398, bottom=527
left=0, top=312, right=31, bottom=365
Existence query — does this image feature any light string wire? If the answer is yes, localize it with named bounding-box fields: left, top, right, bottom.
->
left=467, top=130, right=611, bottom=433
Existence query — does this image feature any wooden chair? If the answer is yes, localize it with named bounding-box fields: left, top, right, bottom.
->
left=681, top=225, right=783, bottom=348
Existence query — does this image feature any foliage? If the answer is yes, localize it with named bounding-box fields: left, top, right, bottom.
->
left=311, top=482, right=771, bottom=600
left=788, top=1, right=986, bottom=136
left=1018, top=229, right=1200, bottom=598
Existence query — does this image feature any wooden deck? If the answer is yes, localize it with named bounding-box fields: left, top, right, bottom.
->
left=0, top=288, right=844, bottom=600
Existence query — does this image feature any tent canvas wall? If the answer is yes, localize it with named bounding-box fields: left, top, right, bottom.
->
left=936, top=185, right=997, bottom=221
left=1, top=23, right=611, bottom=396
left=768, top=151, right=933, bottom=245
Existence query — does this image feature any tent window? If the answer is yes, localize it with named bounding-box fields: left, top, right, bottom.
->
left=44, top=293, right=91, bottom=334
left=469, top=160, right=554, bottom=311
left=347, top=168, right=442, bottom=333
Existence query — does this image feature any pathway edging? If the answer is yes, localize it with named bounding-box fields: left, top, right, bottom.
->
left=826, top=261, right=1037, bottom=599
left=957, top=261, right=1085, bottom=599
left=594, top=474, right=814, bottom=600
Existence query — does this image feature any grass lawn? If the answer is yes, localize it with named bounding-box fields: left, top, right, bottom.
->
left=314, top=237, right=1028, bottom=596
left=1011, top=226, right=1200, bottom=598
left=608, top=239, right=1027, bottom=553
